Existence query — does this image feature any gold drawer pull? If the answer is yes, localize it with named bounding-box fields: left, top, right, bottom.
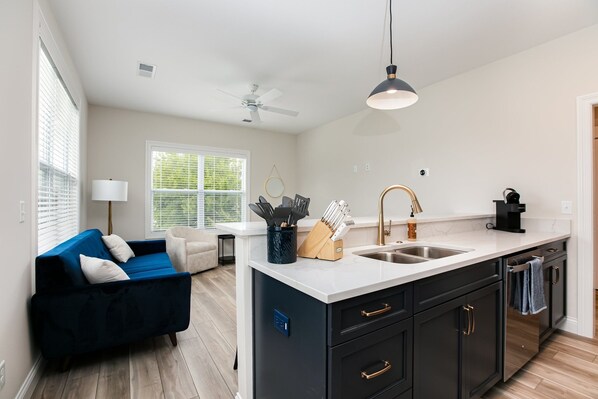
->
left=361, top=360, right=392, bottom=380
left=361, top=303, right=391, bottom=318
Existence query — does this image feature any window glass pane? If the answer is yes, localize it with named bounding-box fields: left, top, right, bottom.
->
left=202, top=192, right=243, bottom=228
left=152, top=151, right=198, bottom=190
left=204, top=155, right=244, bottom=191
left=37, top=41, right=80, bottom=254
left=152, top=191, right=198, bottom=230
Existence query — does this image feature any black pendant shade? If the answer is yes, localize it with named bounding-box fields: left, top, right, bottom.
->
left=366, top=65, right=418, bottom=110
left=366, top=0, right=418, bottom=110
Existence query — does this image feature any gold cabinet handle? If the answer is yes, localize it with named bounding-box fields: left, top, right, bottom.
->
left=468, top=305, right=476, bottom=334
left=361, top=360, right=392, bottom=380
left=361, top=303, right=391, bottom=318
left=462, top=305, right=471, bottom=335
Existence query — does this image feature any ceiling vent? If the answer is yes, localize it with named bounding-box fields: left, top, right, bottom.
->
left=137, top=62, right=156, bottom=78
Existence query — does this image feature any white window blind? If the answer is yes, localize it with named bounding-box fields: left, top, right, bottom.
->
left=149, top=143, right=247, bottom=233
left=37, top=41, right=80, bottom=254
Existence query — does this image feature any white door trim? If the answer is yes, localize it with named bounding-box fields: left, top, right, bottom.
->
left=577, top=92, right=598, bottom=338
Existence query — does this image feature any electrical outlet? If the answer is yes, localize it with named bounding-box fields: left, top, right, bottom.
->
left=0, top=359, right=6, bottom=391
left=561, top=200, right=573, bottom=215
left=365, top=163, right=371, bottom=172
left=274, top=309, right=290, bottom=337
left=419, top=168, right=430, bottom=177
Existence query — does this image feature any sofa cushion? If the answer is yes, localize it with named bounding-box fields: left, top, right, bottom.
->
left=80, top=254, right=130, bottom=284
left=36, top=229, right=114, bottom=288
left=119, top=252, right=175, bottom=279
left=186, top=241, right=217, bottom=255
left=102, top=234, right=135, bottom=262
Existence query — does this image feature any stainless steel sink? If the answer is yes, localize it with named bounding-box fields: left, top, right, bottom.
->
left=394, top=246, right=467, bottom=259
left=359, top=251, right=428, bottom=264
left=356, top=244, right=470, bottom=265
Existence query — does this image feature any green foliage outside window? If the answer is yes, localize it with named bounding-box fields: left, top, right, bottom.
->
left=151, top=150, right=245, bottom=231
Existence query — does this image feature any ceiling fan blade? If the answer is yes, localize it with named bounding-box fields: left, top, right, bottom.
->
left=256, top=88, right=282, bottom=104
left=250, top=110, right=261, bottom=123
left=217, top=89, right=243, bottom=100
left=260, top=105, right=299, bottom=117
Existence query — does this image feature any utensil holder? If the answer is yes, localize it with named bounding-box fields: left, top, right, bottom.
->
left=267, top=226, right=297, bottom=264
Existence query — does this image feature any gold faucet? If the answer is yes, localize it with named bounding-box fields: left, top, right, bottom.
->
left=377, top=185, right=423, bottom=245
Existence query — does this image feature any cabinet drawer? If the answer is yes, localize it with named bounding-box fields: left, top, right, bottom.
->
left=328, top=319, right=412, bottom=399
left=414, top=259, right=501, bottom=313
left=328, top=284, right=412, bottom=346
left=539, top=240, right=567, bottom=262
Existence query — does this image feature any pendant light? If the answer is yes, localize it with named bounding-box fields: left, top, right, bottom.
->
left=366, top=0, right=418, bottom=110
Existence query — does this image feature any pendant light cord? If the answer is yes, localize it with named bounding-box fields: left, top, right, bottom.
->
left=389, top=0, right=393, bottom=64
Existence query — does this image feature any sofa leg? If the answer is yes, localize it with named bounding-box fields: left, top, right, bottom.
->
left=60, top=356, right=72, bottom=372
left=168, top=332, right=178, bottom=347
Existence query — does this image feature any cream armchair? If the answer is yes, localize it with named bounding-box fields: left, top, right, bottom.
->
left=166, top=227, right=218, bottom=274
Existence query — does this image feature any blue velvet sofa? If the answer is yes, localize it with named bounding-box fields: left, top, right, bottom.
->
left=31, top=229, right=191, bottom=360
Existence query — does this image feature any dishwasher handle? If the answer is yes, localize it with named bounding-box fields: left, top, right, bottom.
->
left=507, top=256, right=544, bottom=273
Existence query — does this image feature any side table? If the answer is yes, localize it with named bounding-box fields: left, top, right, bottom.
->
left=218, top=234, right=236, bottom=265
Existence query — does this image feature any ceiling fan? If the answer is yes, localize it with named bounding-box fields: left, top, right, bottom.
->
left=217, top=83, right=299, bottom=123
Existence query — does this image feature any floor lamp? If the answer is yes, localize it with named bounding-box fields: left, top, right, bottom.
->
left=92, top=179, right=128, bottom=235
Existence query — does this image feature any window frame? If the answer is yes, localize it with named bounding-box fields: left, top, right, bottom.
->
left=145, top=140, right=250, bottom=238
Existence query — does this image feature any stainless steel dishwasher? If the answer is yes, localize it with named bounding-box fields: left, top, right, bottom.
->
left=503, top=248, right=545, bottom=382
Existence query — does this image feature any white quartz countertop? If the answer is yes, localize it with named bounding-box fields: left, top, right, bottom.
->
left=247, top=229, right=569, bottom=304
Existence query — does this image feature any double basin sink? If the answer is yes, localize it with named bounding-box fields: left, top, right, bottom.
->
left=355, top=244, right=471, bottom=264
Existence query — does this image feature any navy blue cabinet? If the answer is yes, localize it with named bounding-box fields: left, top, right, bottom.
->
left=253, top=257, right=503, bottom=399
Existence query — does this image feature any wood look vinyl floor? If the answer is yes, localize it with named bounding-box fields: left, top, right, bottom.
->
left=31, top=273, right=598, bottom=399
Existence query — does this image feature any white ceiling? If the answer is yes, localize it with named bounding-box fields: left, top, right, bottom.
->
left=48, top=0, right=598, bottom=134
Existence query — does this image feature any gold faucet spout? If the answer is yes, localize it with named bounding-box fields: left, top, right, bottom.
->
left=377, top=184, right=423, bottom=245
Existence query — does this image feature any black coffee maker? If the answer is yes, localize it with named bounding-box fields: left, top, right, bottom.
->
left=493, top=188, right=526, bottom=233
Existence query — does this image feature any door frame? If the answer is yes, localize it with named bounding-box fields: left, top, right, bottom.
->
left=577, top=92, right=598, bottom=338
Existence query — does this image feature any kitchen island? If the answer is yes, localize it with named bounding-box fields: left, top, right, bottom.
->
left=216, top=215, right=570, bottom=399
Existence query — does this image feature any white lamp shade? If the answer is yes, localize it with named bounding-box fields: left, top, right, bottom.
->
left=92, top=180, right=128, bottom=202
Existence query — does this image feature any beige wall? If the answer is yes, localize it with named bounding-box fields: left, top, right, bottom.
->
left=0, top=1, right=87, bottom=398
left=86, top=105, right=297, bottom=240
left=297, top=24, right=598, bottom=323
left=0, top=2, right=36, bottom=397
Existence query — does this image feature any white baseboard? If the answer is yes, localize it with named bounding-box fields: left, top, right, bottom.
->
left=557, top=316, right=579, bottom=336
left=15, top=355, right=45, bottom=399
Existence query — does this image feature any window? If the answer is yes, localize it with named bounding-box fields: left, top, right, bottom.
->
left=37, top=42, right=80, bottom=254
left=147, top=142, right=248, bottom=236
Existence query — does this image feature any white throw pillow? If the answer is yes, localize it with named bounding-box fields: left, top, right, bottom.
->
left=79, top=254, right=130, bottom=284
left=102, top=234, right=135, bottom=263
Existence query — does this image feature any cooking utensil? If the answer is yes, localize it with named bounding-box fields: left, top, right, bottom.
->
left=294, top=194, right=310, bottom=216
left=257, top=202, right=274, bottom=219
left=272, top=207, right=292, bottom=227
left=248, top=203, right=266, bottom=219
left=259, top=195, right=269, bottom=204
left=281, top=196, right=293, bottom=207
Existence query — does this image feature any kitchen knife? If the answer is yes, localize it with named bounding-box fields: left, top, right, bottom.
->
left=331, top=219, right=355, bottom=241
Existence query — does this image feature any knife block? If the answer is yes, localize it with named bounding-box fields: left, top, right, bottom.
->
left=316, top=239, right=343, bottom=261
left=297, top=221, right=343, bottom=261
